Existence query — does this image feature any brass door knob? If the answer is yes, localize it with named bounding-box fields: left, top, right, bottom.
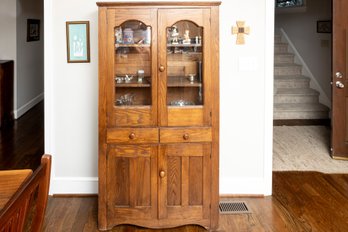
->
left=336, top=72, right=343, bottom=79
left=159, top=65, right=165, bottom=72
left=183, top=133, right=189, bottom=140
left=129, top=132, right=136, bottom=140
left=336, top=81, right=345, bottom=89
left=159, top=170, right=166, bottom=178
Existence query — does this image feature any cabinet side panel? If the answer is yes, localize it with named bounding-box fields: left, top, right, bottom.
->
left=98, top=6, right=108, bottom=230
left=210, top=5, right=220, bottom=230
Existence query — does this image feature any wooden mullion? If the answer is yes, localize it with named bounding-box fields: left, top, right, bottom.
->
left=181, top=156, right=189, bottom=207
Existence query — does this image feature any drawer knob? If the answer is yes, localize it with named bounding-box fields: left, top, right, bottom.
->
left=129, top=132, right=136, bottom=140
left=183, top=133, right=189, bottom=140
left=159, top=170, right=166, bottom=178
left=159, top=65, right=165, bottom=72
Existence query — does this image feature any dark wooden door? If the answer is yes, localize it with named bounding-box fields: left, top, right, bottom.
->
left=331, top=0, right=348, bottom=159
left=158, top=143, right=211, bottom=227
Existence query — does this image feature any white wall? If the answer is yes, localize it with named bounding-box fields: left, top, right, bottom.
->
left=276, top=0, right=332, bottom=104
left=16, top=0, right=44, bottom=118
left=0, top=0, right=16, bottom=60
left=0, top=0, right=17, bottom=111
left=46, top=0, right=274, bottom=195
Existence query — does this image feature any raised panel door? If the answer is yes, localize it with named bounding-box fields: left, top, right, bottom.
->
left=106, top=145, right=158, bottom=225
left=158, top=143, right=211, bottom=227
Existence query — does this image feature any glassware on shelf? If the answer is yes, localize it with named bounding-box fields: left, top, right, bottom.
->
left=170, top=99, right=195, bottom=106
left=115, top=27, right=123, bottom=44
left=137, top=70, right=145, bottom=83
left=116, top=93, right=135, bottom=105
left=145, top=26, right=151, bottom=44
left=123, top=28, right=134, bottom=44
left=187, top=74, right=195, bottom=83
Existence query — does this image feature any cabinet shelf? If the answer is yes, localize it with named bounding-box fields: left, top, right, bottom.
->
left=115, top=43, right=151, bottom=48
left=115, top=81, right=151, bottom=88
left=167, top=76, right=202, bottom=87
left=167, top=44, right=202, bottom=48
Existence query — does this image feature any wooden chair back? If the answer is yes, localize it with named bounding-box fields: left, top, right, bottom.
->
left=0, top=154, right=51, bottom=232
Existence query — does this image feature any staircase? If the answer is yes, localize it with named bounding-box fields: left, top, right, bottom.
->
left=274, top=34, right=329, bottom=120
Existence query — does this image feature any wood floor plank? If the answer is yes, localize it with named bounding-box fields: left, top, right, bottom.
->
left=0, top=101, right=44, bottom=170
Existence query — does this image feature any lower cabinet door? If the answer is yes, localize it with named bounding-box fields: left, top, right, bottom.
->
left=106, top=144, right=158, bottom=224
left=158, top=143, right=211, bottom=226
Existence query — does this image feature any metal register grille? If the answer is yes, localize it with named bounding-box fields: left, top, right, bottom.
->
left=219, top=201, right=251, bottom=214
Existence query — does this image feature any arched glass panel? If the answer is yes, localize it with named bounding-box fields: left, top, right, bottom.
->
left=166, top=21, right=203, bottom=107
left=114, top=20, right=152, bottom=106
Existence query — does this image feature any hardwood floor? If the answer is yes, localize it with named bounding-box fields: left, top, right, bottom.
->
left=43, top=171, right=348, bottom=232
left=0, top=101, right=44, bottom=170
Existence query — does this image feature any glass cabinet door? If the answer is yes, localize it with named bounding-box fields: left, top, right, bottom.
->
left=114, top=20, right=152, bottom=107
left=107, top=9, right=158, bottom=127
left=166, top=21, right=203, bottom=107
left=158, top=9, right=211, bottom=127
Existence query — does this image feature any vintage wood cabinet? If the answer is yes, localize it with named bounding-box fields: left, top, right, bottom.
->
left=97, top=2, right=220, bottom=230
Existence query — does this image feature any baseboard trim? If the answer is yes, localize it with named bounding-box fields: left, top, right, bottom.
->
left=14, top=93, right=44, bottom=119
left=52, top=194, right=98, bottom=198
left=273, top=119, right=330, bottom=126
left=220, top=194, right=264, bottom=198
left=50, top=177, right=98, bottom=195
left=220, top=177, right=269, bottom=196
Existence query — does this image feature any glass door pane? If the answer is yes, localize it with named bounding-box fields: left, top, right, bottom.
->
left=114, top=20, right=152, bottom=107
left=166, top=21, right=203, bottom=107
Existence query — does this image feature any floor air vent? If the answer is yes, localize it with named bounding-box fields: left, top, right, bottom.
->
left=219, top=201, right=251, bottom=214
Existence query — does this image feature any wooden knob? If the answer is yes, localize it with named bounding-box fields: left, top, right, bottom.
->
left=159, top=170, right=166, bottom=178
left=183, top=133, right=189, bottom=140
left=129, top=132, right=136, bottom=140
left=159, top=65, right=165, bottom=72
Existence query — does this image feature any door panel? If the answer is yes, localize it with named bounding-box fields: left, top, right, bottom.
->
left=158, top=9, right=212, bottom=127
left=158, top=144, right=211, bottom=221
left=107, top=145, right=157, bottom=222
left=332, top=0, right=348, bottom=159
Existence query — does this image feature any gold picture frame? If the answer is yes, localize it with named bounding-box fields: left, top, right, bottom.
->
left=66, top=21, right=90, bottom=63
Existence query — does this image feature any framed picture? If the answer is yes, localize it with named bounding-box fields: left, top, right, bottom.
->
left=66, top=21, right=90, bottom=63
left=27, top=19, right=40, bottom=42
left=317, top=20, right=332, bottom=33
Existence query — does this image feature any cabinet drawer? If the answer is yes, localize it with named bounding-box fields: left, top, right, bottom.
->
left=160, top=127, right=212, bottom=143
left=107, top=128, right=159, bottom=144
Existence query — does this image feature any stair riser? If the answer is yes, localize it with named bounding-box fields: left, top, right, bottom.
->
left=274, top=66, right=302, bottom=76
left=275, top=35, right=282, bottom=43
left=274, top=111, right=329, bottom=120
left=274, top=44, right=288, bottom=53
left=274, top=55, right=294, bottom=64
left=274, top=95, right=318, bottom=104
left=274, top=80, right=309, bottom=89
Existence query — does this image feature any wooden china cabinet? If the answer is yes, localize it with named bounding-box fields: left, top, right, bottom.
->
left=97, top=2, right=220, bottom=231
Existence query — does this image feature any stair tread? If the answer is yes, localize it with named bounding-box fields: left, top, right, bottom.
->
left=274, top=42, right=288, bottom=46
left=274, top=103, right=329, bottom=111
left=274, top=52, right=294, bottom=56
left=274, top=63, right=301, bottom=68
left=274, top=75, right=309, bottom=81
left=275, top=88, right=319, bottom=95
